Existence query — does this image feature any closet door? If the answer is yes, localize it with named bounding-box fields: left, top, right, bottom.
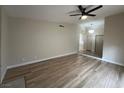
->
left=95, top=35, right=104, bottom=57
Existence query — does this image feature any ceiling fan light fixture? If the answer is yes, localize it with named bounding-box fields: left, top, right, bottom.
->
left=88, top=30, right=94, bottom=34
left=81, top=15, right=88, bottom=20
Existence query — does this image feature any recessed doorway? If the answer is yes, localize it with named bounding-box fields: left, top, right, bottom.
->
left=79, top=21, right=104, bottom=58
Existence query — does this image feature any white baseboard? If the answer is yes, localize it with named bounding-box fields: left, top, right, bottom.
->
left=7, top=52, right=77, bottom=69
left=102, top=58, right=124, bottom=67
left=81, top=54, right=102, bottom=60
left=81, top=54, right=124, bottom=67
left=1, top=67, right=7, bottom=83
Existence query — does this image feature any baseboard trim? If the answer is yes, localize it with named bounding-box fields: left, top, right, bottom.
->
left=81, top=54, right=124, bottom=67
left=1, top=67, right=7, bottom=83
left=102, top=58, right=124, bottom=67
left=81, top=54, right=102, bottom=60
left=7, top=52, right=77, bottom=69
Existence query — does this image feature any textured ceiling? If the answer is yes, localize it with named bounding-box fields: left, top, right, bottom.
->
left=4, top=5, right=124, bottom=24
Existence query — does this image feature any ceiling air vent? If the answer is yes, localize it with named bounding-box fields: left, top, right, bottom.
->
left=59, top=25, right=64, bottom=28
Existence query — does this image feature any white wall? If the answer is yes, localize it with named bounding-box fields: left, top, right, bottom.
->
left=103, top=12, right=124, bottom=66
left=7, top=17, right=79, bottom=67
left=0, top=7, right=8, bottom=82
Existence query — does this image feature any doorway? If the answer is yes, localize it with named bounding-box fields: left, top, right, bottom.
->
left=79, top=31, right=104, bottom=58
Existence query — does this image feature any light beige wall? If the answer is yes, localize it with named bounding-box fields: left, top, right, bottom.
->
left=8, top=17, right=78, bottom=66
left=103, top=12, right=124, bottom=66
left=0, top=7, right=8, bottom=82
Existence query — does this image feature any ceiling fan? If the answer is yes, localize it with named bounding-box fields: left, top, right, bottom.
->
left=69, top=5, right=103, bottom=20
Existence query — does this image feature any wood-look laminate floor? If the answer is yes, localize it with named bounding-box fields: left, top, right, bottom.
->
left=3, top=54, right=124, bottom=88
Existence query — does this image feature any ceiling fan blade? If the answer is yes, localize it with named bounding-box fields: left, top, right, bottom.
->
left=78, top=5, right=83, bottom=12
left=70, top=14, right=82, bottom=16
left=78, top=5, right=86, bottom=13
left=86, top=14, right=96, bottom=16
left=86, top=5, right=103, bottom=14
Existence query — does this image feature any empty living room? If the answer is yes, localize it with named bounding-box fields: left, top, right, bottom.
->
left=1, top=1, right=124, bottom=91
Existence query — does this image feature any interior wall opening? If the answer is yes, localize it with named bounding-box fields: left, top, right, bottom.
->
left=79, top=20, right=104, bottom=58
